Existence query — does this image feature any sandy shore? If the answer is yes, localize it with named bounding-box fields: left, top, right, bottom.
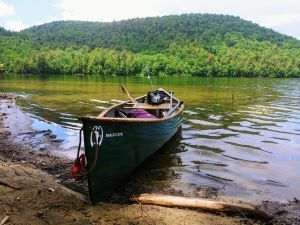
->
left=0, top=93, right=299, bottom=225
left=0, top=159, right=252, bottom=225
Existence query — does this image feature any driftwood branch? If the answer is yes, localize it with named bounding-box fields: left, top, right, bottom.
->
left=3, top=206, right=9, bottom=215
left=0, top=216, right=9, bottom=225
left=130, top=193, right=272, bottom=220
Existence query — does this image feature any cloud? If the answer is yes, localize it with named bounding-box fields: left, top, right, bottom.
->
left=0, top=0, right=15, bottom=16
left=258, top=14, right=300, bottom=28
left=56, top=0, right=169, bottom=22
left=5, top=20, right=29, bottom=31
left=56, top=0, right=300, bottom=22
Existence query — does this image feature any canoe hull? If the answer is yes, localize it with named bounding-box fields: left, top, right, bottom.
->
left=82, top=112, right=182, bottom=204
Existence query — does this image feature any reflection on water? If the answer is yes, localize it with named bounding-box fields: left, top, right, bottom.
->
left=0, top=75, right=299, bottom=202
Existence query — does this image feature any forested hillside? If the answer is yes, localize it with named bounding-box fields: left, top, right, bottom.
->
left=0, top=14, right=299, bottom=77
left=21, top=14, right=295, bottom=52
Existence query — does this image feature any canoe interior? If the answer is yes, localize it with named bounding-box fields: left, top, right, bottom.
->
left=99, top=88, right=181, bottom=120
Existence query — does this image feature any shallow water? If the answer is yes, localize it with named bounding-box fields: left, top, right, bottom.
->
left=0, top=74, right=299, bottom=202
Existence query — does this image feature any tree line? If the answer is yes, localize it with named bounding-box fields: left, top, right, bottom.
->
left=0, top=14, right=299, bottom=77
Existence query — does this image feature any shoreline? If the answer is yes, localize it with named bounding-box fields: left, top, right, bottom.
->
left=0, top=93, right=299, bottom=224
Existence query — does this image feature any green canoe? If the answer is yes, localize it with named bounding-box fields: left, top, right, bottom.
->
left=79, top=88, right=184, bottom=204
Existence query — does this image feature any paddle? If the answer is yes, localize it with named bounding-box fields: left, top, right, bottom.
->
left=165, top=101, right=183, bottom=116
left=120, top=85, right=137, bottom=103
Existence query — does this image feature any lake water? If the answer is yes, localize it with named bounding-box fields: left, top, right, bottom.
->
left=0, top=74, right=299, bottom=203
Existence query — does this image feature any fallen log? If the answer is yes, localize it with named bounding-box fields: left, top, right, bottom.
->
left=130, top=193, right=272, bottom=220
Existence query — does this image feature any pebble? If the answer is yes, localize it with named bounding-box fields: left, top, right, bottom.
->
left=48, top=187, right=55, bottom=192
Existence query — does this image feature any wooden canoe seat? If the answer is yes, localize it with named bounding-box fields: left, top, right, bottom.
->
left=123, top=103, right=170, bottom=110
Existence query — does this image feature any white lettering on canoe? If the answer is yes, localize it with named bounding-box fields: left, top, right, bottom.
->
left=105, top=133, right=123, bottom=138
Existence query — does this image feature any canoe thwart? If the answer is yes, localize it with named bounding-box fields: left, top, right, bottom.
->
left=123, top=103, right=170, bottom=110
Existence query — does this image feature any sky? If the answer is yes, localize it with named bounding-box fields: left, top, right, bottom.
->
left=0, top=0, right=299, bottom=39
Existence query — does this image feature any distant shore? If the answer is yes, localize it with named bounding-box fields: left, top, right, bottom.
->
left=0, top=93, right=299, bottom=225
